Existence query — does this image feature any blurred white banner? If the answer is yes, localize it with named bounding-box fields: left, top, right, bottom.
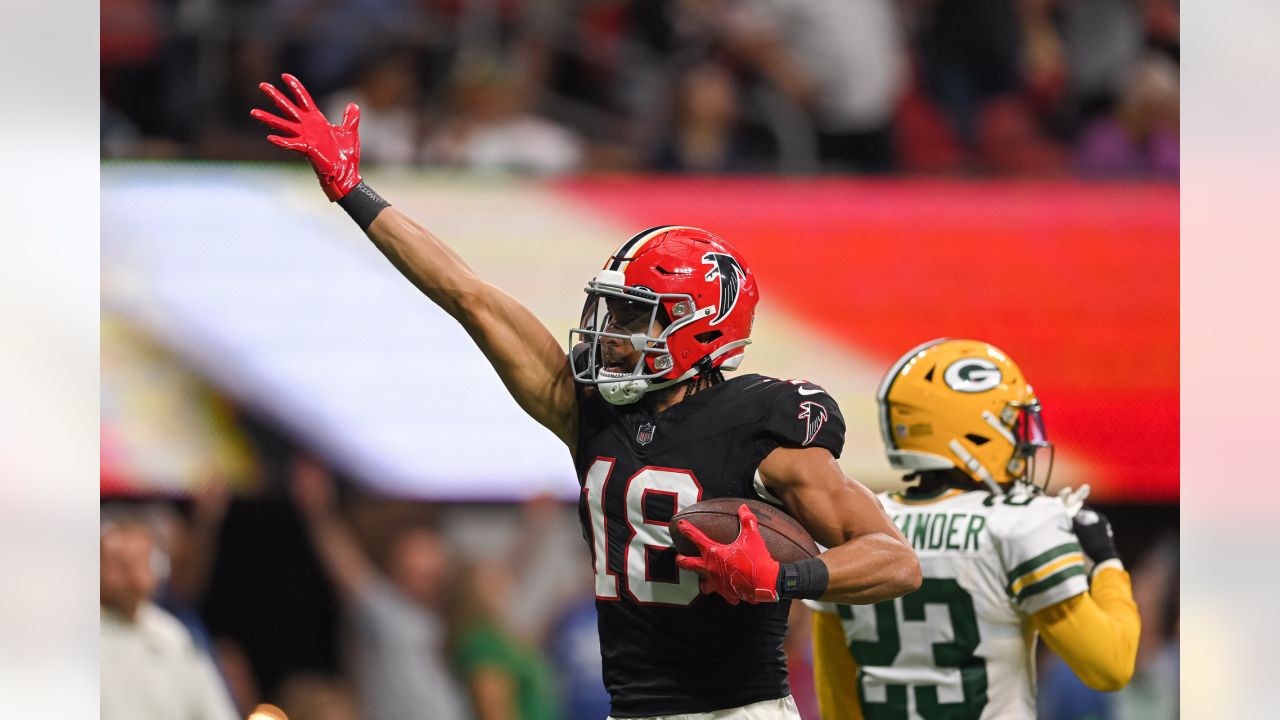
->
left=102, top=164, right=577, bottom=499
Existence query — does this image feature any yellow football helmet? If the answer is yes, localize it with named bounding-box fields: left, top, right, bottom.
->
left=877, top=338, right=1053, bottom=493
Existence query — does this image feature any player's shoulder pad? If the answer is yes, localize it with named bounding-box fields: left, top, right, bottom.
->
left=741, top=374, right=842, bottom=405
left=983, top=489, right=1074, bottom=543
left=745, top=375, right=847, bottom=456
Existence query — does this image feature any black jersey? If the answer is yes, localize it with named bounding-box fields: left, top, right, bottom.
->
left=573, top=373, right=846, bottom=717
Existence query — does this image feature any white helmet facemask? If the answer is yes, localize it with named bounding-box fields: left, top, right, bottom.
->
left=570, top=270, right=713, bottom=405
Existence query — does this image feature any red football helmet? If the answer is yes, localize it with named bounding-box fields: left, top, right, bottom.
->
left=571, top=226, right=760, bottom=405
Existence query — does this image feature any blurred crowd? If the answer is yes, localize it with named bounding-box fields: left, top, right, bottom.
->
left=102, top=459, right=608, bottom=720
left=101, top=464, right=1180, bottom=720
left=101, top=0, right=1179, bottom=177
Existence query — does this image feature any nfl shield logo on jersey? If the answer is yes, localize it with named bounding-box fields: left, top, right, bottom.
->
left=636, top=422, right=656, bottom=446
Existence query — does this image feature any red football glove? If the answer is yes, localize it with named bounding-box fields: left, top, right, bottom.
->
left=250, top=73, right=363, bottom=201
left=675, top=504, right=780, bottom=605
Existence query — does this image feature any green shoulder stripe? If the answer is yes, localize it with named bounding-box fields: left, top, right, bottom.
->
left=1006, top=542, right=1082, bottom=584
left=1015, top=565, right=1087, bottom=603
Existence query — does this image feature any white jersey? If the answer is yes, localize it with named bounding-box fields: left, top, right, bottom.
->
left=810, top=486, right=1088, bottom=719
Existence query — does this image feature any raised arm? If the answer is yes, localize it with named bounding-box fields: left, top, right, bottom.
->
left=290, top=456, right=376, bottom=599
left=166, top=482, right=230, bottom=607
left=364, top=209, right=577, bottom=445
left=250, top=74, right=577, bottom=449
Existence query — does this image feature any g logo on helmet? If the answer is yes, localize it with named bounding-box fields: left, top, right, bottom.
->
left=943, top=358, right=1003, bottom=393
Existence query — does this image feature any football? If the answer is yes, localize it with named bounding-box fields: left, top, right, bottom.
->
left=670, top=497, right=819, bottom=563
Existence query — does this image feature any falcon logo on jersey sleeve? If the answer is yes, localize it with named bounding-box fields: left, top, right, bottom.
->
left=798, top=401, right=829, bottom=445
left=702, top=252, right=747, bottom=326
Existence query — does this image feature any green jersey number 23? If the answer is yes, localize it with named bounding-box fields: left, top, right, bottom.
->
left=839, top=577, right=988, bottom=719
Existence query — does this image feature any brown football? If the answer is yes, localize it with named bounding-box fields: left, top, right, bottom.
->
left=670, top=497, right=819, bottom=563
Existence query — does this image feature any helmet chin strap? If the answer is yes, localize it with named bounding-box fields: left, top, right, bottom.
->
left=947, top=439, right=1004, bottom=495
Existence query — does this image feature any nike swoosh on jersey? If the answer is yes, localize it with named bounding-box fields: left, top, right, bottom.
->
left=797, top=387, right=826, bottom=396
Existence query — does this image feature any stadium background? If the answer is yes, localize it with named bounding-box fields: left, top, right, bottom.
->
left=100, top=0, right=1179, bottom=719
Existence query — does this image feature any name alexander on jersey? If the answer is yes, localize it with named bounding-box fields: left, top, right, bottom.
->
left=892, top=509, right=987, bottom=552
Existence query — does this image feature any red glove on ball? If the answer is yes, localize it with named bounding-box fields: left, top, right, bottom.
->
left=250, top=73, right=363, bottom=201
left=675, top=504, right=781, bottom=605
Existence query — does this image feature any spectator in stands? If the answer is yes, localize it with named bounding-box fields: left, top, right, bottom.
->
left=1111, top=533, right=1179, bottom=719
left=1142, top=0, right=1180, bottom=62
left=290, top=457, right=466, bottom=720
left=916, top=0, right=1025, bottom=148
left=1058, top=0, right=1144, bottom=128
left=271, top=0, right=429, bottom=98
left=148, top=486, right=230, bottom=660
left=452, top=560, right=561, bottom=720
left=426, top=60, right=585, bottom=174
left=101, top=512, right=239, bottom=720
left=545, top=586, right=611, bottom=720
left=1076, top=54, right=1179, bottom=178
left=147, top=490, right=266, bottom=715
left=531, top=498, right=611, bottom=720
left=651, top=59, right=749, bottom=173
left=101, top=0, right=168, bottom=138
left=323, top=50, right=426, bottom=166
left=910, top=0, right=1074, bottom=174
left=197, top=40, right=292, bottom=161
left=740, top=0, right=909, bottom=173
left=213, top=637, right=264, bottom=718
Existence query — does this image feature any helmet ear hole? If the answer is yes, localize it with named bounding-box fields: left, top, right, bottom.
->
left=964, top=433, right=990, bottom=446
left=694, top=330, right=722, bottom=344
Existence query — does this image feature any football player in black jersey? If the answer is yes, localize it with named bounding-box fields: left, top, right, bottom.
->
left=253, top=74, right=921, bottom=720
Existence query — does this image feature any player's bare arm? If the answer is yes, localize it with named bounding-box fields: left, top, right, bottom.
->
left=365, top=209, right=577, bottom=447
left=250, top=74, right=577, bottom=449
left=674, top=443, right=921, bottom=607
left=757, top=446, right=921, bottom=604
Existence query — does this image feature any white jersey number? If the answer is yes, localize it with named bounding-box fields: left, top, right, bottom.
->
left=841, top=578, right=988, bottom=719
left=583, top=458, right=703, bottom=606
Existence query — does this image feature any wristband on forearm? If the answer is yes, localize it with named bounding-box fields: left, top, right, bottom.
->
left=1091, top=558, right=1125, bottom=578
left=776, top=557, right=829, bottom=600
left=337, top=182, right=390, bottom=231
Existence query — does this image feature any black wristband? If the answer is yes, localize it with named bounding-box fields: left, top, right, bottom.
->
left=337, top=182, right=390, bottom=231
left=776, top=557, right=829, bottom=600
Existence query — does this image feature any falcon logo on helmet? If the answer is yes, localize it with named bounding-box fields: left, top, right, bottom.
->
left=798, top=401, right=829, bottom=446
left=702, top=252, right=746, bottom=326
